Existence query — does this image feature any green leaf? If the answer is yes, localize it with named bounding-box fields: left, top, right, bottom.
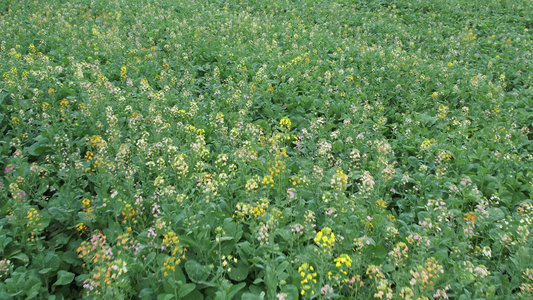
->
left=50, top=233, right=71, bottom=249
left=458, top=289, right=471, bottom=300
left=382, top=264, right=395, bottom=273
left=280, top=284, right=299, bottom=300
left=178, top=283, right=196, bottom=298
left=25, top=136, right=51, bottom=157
left=276, top=261, right=289, bottom=275
left=26, top=283, right=41, bottom=299
left=183, top=289, right=204, bottom=300
left=228, top=260, right=249, bottom=281
left=48, top=207, right=71, bottom=223
left=241, top=291, right=265, bottom=300
left=144, top=252, right=156, bottom=267
left=419, top=113, right=437, bottom=126
left=61, top=251, right=79, bottom=265
left=139, top=288, right=154, bottom=299
left=184, top=260, right=210, bottom=282
left=39, top=268, right=53, bottom=275
left=157, top=294, right=175, bottom=300
left=488, top=207, right=505, bottom=221
left=226, top=282, right=246, bottom=299
left=44, top=252, right=60, bottom=270
left=36, top=211, right=51, bottom=231
left=417, top=211, right=431, bottom=222
left=53, top=271, right=75, bottom=286
left=332, top=141, right=344, bottom=152
left=407, top=156, right=420, bottom=168
left=11, top=253, right=29, bottom=264
left=370, top=245, right=387, bottom=264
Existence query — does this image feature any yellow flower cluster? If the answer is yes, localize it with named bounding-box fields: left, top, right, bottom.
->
left=409, top=257, right=443, bottom=290
left=298, top=263, right=317, bottom=296
left=60, top=99, right=69, bottom=115
left=120, top=66, right=127, bottom=79
left=76, top=223, right=87, bottom=234
left=77, top=232, right=112, bottom=265
left=375, top=199, right=387, bottom=211
left=26, top=208, right=41, bottom=228
left=82, top=198, right=94, bottom=214
left=233, top=198, right=269, bottom=220
left=84, top=151, right=104, bottom=173
left=438, top=104, right=448, bottom=119
left=84, top=151, right=94, bottom=160
left=366, top=265, right=393, bottom=299
left=263, top=148, right=288, bottom=188
left=420, top=139, right=436, bottom=150
left=334, top=254, right=352, bottom=268
left=289, top=176, right=302, bottom=187
left=331, top=169, right=348, bottom=191
left=121, top=204, right=136, bottom=224
left=439, top=151, right=452, bottom=161
left=268, top=160, right=285, bottom=176
left=162, top=232, right=187, bottom=277
left=89, top=135, right=104, bottom=148
left=314, top=227, right=335, bottom=254
left=279, top=117, right=291, bottom=130
left=261, top=174, right=274, bottom=188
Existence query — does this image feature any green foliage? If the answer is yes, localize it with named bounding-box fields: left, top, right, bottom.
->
left=1, top=0, right=533, bottom=298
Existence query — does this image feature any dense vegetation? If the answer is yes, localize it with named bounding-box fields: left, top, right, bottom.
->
left=1, top=0, right=533, bottom=298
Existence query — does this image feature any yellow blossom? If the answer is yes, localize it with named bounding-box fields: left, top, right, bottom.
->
left=280, top=117, right=291, bottom=129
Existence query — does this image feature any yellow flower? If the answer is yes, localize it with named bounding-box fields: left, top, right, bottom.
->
left=280, top=117, right=291, bottom=129
left=438, top=104, right=448, bottom=119
left=76, top=223, right=87, bottom=232
left=334, top=254, right=353, bottom=268
left=298, top=263, right=317, bottom=295
left=314, top=227, right=335, bottom=253
left=120, top=66, right=127, bottom=78
left=376, top=199, right=387, bottom=210
left=420, top=139, right=436, bottom=150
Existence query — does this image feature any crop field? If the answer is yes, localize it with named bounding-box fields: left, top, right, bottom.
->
left=1, top=0, right=533, bottom=298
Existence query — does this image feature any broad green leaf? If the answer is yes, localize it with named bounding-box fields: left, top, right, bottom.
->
left=226, top=282, right=246, bottom=299
left=178, top=283, right=196, bottom=298
left=184, top=260, right=210, bottom=282
left=407, top=156, right=420, bottom=168
left=228, top=260, right=249, bottom=282
left=139, top=288, right=154, bottom=299
left=280, top=285, right=299, bottom=300
left=11, top=253, right=29, bottom=264
left=53, top=271, right=75, bottom=286
left=144, top=252, right=156, bottom=267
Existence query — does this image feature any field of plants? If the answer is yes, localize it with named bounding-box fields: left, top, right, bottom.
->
left=1, top=0, right=533, bottom=298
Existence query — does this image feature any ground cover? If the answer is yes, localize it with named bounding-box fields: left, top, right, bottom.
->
left=1, top=0, right=533, bottom=298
